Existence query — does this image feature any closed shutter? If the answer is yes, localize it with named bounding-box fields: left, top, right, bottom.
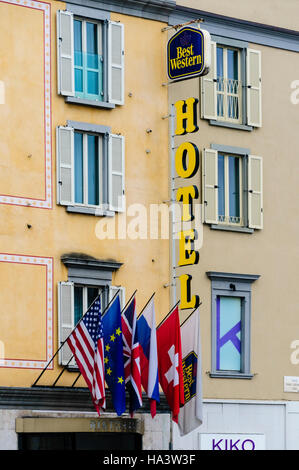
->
left=248, top=155, right=263, bottom=229
left=201, top=41, right=217, bottom=120
left=109, top=285, right=125, bottom=310
left=246, top=49, right=262, bottom=127
left=108, top=21, right=124, bottom=105
left=58, top=282, right=76, bottom=366
left=57, top=10, right=75, bottom=97
left=108, top=134, right=125, bottom=212
left=203, top=149, right=218, bottom=224
left=56, top=126, right=74, bottom=206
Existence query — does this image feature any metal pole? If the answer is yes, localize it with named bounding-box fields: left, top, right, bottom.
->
left=170, top=104, right=177, bottom=308
left=156, top=300, right=180, bottom=330
left=136, top=292, right=155, bottom=319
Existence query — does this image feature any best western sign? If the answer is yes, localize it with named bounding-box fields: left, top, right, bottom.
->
left=167, top=26, right=211, bottom=81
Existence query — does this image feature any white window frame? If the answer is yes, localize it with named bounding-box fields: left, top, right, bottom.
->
left=216, top=45, right=242, bottom=124
left=218, top=153, right=243, bottom=226
left=73, top=17, right=104, bottom=101
left=73, top=131, right=103, bottom=209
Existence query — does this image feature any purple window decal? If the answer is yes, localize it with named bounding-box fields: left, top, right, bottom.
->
left=216, top=296, right=242, bottom=371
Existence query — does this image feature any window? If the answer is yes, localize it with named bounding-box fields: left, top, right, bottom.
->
left=58, top=255, right=124, bottom=366
left=74, top=19, right=104, bottom=101
left=216, top=46, right=241, bottom=123
left=207, top=271, right=260, bottom=379
left=218, top=153, right=242, bottom=225
left=56, top=122, right=125, bottom=215
left=203, top=145, right=263, bottom=231
left=57, top=10, right=124, bottom=107
left=201, top=39, right=262, bottom=129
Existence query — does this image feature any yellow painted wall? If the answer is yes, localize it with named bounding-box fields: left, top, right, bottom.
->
left=0, top=1, right=170, bottom=387
left=169, top=41, right=299, bottom=400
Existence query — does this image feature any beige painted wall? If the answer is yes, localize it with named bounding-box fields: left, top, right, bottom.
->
left=177, top=0, right=299, bottom=31
left=0, top=1, right=170, bottom=387
left=169, top=42, right=299, bottom=400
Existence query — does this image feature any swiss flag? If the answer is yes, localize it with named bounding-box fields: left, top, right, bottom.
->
left=157, top=306, right=184, bottom=423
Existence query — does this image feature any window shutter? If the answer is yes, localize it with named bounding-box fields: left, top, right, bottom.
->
left=201, top=41, right=217, bottom=120
left=58, top=282, right=76, bottom=366
left=248, top=155, right=263, bottom=229
left=108, top=134, right=125, bottom=212
left=57, top=10, right=75, bottom=97
left=246, top=49, right=262, bottom=127
left=109, top=285, right=125, bottom=310
left=203, top=148, right=218, bottom=224
left=108, top=21, right=124, bottom=105
left=56, top=126, right=74, bottom=206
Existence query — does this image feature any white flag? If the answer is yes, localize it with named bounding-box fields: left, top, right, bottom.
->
left=177, top=308, right=203, bottom=436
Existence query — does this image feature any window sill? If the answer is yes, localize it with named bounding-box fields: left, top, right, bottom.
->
left=65, top=96, right=116, bottom=109
left=210, top=224, right=254, bottom=234
left=66, top=205, right=115, bottom=217
left=209, top=120, right=253, bottom=132
left=210, top=372, right=254, bottom=379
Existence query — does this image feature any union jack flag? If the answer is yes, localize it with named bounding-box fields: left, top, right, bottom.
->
left=121, top=296, right=142, bottom=415
left=67, top=296, right=105, bottom=415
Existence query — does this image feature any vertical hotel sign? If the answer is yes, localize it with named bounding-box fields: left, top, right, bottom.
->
left=168, top=26, right=211, bottom=309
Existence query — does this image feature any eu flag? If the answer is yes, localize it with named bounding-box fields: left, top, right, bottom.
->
left=102, top=295, right=126, bottom=416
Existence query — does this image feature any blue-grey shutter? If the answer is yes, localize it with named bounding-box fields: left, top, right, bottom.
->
left=203, top=148, right=218, bottom=224
left=109, top=285, right=125, bottom=310
left=57, top=10, right=75, bottom=97
left=246, top=49, right=262, bottom=127
left=56, top=126, right=74, bottom=206
left=201, top=41, right=217, bottom=120
left=108, top=21, right=124, bottom=105
left=108, top=134, right=125, bottom=212
left=248, top=155, right=263, bottom=229
left=58, top=282, right=76, bottom=366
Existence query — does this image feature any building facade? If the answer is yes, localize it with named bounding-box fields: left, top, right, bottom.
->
left=0, top=0, right=299, bottom=451
left=168, top=0, right=299, bottom=451
left=0, top=0, right=172, bottom=450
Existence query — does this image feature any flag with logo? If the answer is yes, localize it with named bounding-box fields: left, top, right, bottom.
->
left=137, top=297, right=160, bottom=417
left=157, top=306, right=184, bottom=423
left=177, top=308, right=203, bottom=436
left=67, top=296, right=105, bottom=416
left=121, top=295, right=142, bottom=415
left=102, top=295, right=126, bottom=416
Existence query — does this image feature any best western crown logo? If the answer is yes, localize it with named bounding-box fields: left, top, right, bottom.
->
left=167, top=26, right=211, bottom=81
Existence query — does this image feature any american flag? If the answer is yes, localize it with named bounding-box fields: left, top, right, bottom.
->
left=121, top=296, right=142, bottom=415
left=67, top=296, right=105, bottom=415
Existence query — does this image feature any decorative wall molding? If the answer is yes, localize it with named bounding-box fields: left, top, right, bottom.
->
left=0, top=0, right=52, bottom=209
left=0, top=253, right=53, bottom=369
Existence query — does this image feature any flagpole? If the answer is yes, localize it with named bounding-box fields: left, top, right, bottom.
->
left=156, top=300, right=180, bottom=330
left=32, top=289, right=120, bottom=387
left=136, top=292, right=155, bottom=319
left=68, top=290, right=138, bottom=388
left=179, top=302, right=202, bottom=328
left=121, top=289, right=137, bottom=314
